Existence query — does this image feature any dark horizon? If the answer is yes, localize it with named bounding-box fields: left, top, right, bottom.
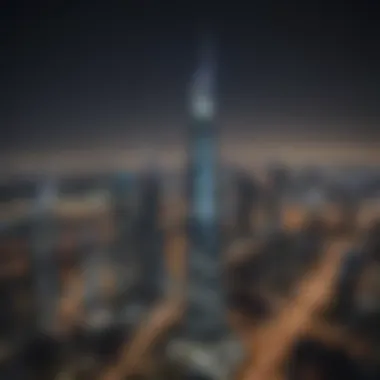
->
left=1, top=0, right=380, bottom=152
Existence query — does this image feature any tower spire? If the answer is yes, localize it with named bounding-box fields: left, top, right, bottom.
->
left=189, top=33, right=217, bottom=122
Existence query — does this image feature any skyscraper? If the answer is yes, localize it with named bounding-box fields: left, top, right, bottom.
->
left=185, top=35, right=226, bottom=342
left=134, top=167, right=164, bottom=304
left=30, top=178, right=59, bottom=333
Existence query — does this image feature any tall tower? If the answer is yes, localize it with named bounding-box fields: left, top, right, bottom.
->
left=111, top=172, right=142, bottom=326
left=169, top=36, right=242, bottom=380
left=134, top=167, right=164, bottom=305
left=111, top=169, right=164, bottom=326
left=186, top=34, right=225, bottom=342
left=30, top=177, right=59, bottom=334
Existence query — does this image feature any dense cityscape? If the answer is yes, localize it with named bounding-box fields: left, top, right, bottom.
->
left=1, top=2, right=380, bottom=380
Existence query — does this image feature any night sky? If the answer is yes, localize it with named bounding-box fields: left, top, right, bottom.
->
left=1, top=0, right=380, bottom=153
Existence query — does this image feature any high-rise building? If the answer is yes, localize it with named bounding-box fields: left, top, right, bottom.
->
left=168, top=36, right=244, bottom=380
left=134, top=168, right=164, bottom=304
left=185, top=35, right=226, bottom=342
left=30, top=178, right=60, bottom=333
